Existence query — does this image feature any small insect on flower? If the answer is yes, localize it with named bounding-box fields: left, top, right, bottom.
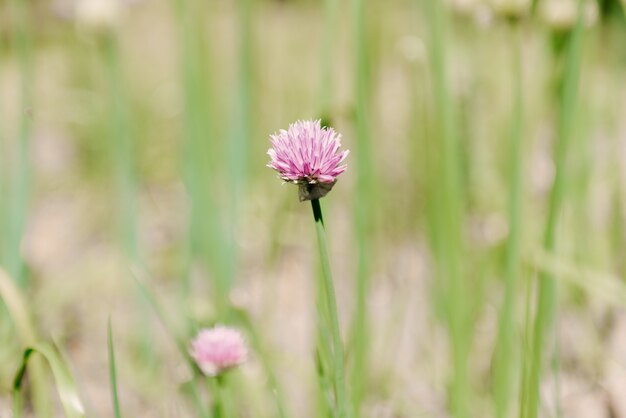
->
left=190, top=326, right=247, bottom=377
left=267, top=119, right=349, bottom=201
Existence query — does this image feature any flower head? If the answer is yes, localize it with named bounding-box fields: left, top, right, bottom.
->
left=267, top=120, right=349, bottom=201
left=190, top=326, right=247, bottom=376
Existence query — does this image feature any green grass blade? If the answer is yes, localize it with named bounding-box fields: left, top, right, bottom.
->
left=0, top=267, right=37, bottom=344
left=174, top=0, right=229, bottom=316
left=101, top=33, right=139, bottom=263
left=224, top=0, right=255, bottom=302
left=108, top=318, right=123, bottom=418
left=13, top=342, right=85, bottom=418
left=523, top=5, right=585, bottom=418
left=131, top=267, right=195, bottom=368
left=0, top=267, right=50, bottom=417
left=493, top=20, right=524, bottom=418
left=3, top=0, right=34, bottom=288
left=423, top=1, right=469, bottom=416
left=351, top=0, right=374, bottom=415
left=315, top=349, right=335, bottom=418
left=318, top=0, right=338, bottom=115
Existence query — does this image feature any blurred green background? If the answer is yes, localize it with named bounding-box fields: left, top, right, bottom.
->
left=2, top=0, right=626, bottom=417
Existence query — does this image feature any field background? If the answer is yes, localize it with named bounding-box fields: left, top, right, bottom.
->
left=1, top=0, right=626, bottom=417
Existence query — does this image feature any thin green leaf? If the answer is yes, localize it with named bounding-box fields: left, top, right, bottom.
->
left=108, top=318, right=122, bottom=418
left=524, top=4, right=585, bottom=417
left=13, top=342, right=85, bottom=418
left=0, top=267, right=36, bottom=345
left=0, top=267, right=51, bottom=417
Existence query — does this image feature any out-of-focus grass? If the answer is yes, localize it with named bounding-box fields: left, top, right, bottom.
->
left=101, top=32, right=138, bottom=263
left=175, top=0, right=230, bottom=317
left=107, top=319, right=122, bottom=418
left=2, top=0, right=626, bottom=417
left=523, top=7, right=585, bottom=418
left=350, top=0, right=375, bottom=416
left=3, top=0, right=33, bottom=288
left=492, top=17, right=524, bottom=418
left=13, top=342, right=85, bottom=418
left=423, top=1, right=470, bottom=416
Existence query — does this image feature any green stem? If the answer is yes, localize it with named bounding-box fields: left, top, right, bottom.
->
left=225, top=0, right=254, bottom=293
left=102, top=33, right=138, bottom=262
left=4, top=0, right=33, bottom=288
left=315, top=254, right=335, bottom=418
left=108, top=319, right=123, bottom=418
left=318, top=0, right=338, bottom=115
left=493, top=20, right=524, bottom=418
left=310, top=199, right=348, bottom=418
left=5, top=1, right=51, bottom=415
left=351, top=0, right=373, bottom=414
left=174, top=0, right=228, bottom=316
left=425, top=1, right=468, bottom=416
left=210, top=376, right=226, bottom=418
left=524, top=6, right=584, bottom=418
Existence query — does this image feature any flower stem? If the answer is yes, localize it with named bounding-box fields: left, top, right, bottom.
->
left=210, top=375, right=226, bottom=418
left=310, top=199, right=348, bottom=418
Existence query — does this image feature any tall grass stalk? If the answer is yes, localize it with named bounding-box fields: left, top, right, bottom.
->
left=523, top=7, right=585, bottom=418
left=316, top=0, right=338, bottom=397
left=424, top=1, right=469, bottom=416
left=0, top=268, right=36, bottom=344
left=351, top=0, right=374, bottom=414
left=311, top=199, right=349, bottom=418
left=108, top=319, right=123, bottom=418
left=225, top=0, right=254, bottom=293
left=174, top=0, right=228, bottom=316
left=101, top=34, right=139, bottom=263
left=318, top=0, right=338, bottom=116
left=2, top=4, right=49, bottom=412
left=4, top=0, right=33, bottom=288
left=99, top=31, right=160, bottom=366
left=492, top=19, right=524, bottom=418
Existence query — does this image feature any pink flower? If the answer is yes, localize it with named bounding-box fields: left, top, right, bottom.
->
left=190, top=326, right=247, bottom=376
left=267, top=120, right=349, bottom=200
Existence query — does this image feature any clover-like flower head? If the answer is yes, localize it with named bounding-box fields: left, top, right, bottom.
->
left=267, top=119, right=349, bottom=201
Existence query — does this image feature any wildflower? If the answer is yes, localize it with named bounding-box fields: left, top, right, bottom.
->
left=267, top=120, right=349, bottom=201
left=190, top=326, right=247, bottom=376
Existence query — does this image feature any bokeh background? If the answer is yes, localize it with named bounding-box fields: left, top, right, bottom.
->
left=2, top=0, right=626, bottom=417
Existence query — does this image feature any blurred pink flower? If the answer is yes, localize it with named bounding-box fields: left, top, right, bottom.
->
left=190, top=326, right=247, bottom=376
left=267, top=120, right=349, bottom=200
